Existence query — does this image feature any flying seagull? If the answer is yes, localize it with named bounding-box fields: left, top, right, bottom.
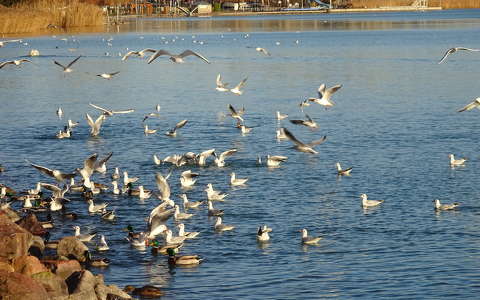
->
left=89, top=103, right=134, bottom=116
left=53, top=56, right=81, bottom=73
left=121, top=48, right=157, bottom=61
left=96, top=71, right=120, bottom=79
left=27, top=160, right=76, bottom=182
left=308, top=83, right=342, bottom=108
left=0, top=39, right=22, bottom=47
left=147, top=49, right=210, bottom=64
left=458, top=97, right=480, bottom=112
left=289, top=114, right=318, bottom=129
left=438, top=47, right=480, bottom=64
left=0, top=59, right=32, bottom=69
left=230, top=77, right=248, bottom=95
left=282, top=127, right=326, bottom=154
left=216, top=74, right=229, bottom=92
left=165, top=119, right=188, bottom=137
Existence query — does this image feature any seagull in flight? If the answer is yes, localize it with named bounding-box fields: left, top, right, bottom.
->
left=97, top=71, right=120, bottom=79
left=89, top=103, right=134, bottom=116
left=255, top=47, right=270, bottom=56
left=228, top=104, right=245, bottom=123
left=230, top=77, right=248, bottom=95
left=289, top=114, right=318, bottom=129
left=438, top=47, right=480, bottom=64
left=0, top=39, right=22, bottom=47
left=216, top=74, right=229, bottom=92
left=308, top=83, right=342, bottom=108
left=86, top=113, right=106, bottom=137
left=53, top=56, right=81, bottom=73
left=0, top=59, right=32, bottom=69
left=27, top=160, right=76, bottom=182
left=165, top=119, right=188, bottom=137
left=147, top=49, right=210, bottom=64
left=458, top=97, right=480, bottom=112
left=121, top=48, right=157, bottom=61
left=282, top=127, right=326, bottom=154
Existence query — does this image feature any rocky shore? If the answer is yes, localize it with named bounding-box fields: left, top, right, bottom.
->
left=0, top=207, right=131, bottom=300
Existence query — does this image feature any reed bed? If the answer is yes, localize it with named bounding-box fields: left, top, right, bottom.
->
left=0, top=0, right=103, bottom=34
left=351, top=0, right=480, bottom=8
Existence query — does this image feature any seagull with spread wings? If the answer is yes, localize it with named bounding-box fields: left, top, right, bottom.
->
left=122, top=48, right=157, bottom=61
left=89, top=103, right=134, bottom=116
left=308, top=83, right=342, bottom=108
left=147, top=49, right=210, bottom=64
left=53, top=56, right=81, bottom=73
left=458, top=97, right=480, bottom=112
left=0, top=59, right=32, bottom=69
left=282, top=127, right=326, bottom=154
left=438, top=47, right=480, bottom=64
left=165, top=119, right=188, bottom=137
left=27, top=160, right=76, bottom=182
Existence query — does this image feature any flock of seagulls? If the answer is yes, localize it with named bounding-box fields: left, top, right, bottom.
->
left=0, top=34, right=476, bottom=287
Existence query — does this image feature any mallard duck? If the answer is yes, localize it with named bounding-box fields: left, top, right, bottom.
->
left=167, top=248, right=203, bottom=266
left=123, top=285, right=164, bottom=298
left=149, top=240, right=182, bottom=255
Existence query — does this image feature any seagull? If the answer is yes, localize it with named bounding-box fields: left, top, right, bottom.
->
left=123, top=171, right=139, bottom=186
left=111, top=167, right=120, bottom=180
left=360, top=193, right=384, bottom=208
left=255, top=47, right=270, bottom=56
left=53, top=56, right=81, bottom=73
left=205, top=183, right=228, bottom=201
left=144, top=124, right=157, bottom=135
left=308, top=84, right=342, bottom=108
left=438, top=47, right=480, bottom=64
left=153, top=154, right=162, bottom=165
left=216, top=74, right=230, bottom=92
left=73, top=225, right=96, bottom=242
left=147, top=49, right=210, bottom=64
left=121, top=48, right=156, bottom=61
left=85, top=113, right=105, bottom=137
left=94, top=152, right=113, bottom=174
left=40, top=183, right=69, bottom=199
left=214, top=217, right=235, bottom=232
left=289, top=114, right=318, bottom=129
left=165, top=119, right=188, bottom=137
left=138, top=186, right=152, bottom=200
left=56, top=107, right=63, bottom=119
left=336, top=162, right=352, bottom=176
left=111, top=181, right=120, bottom=195
left=299, top=99, right=310, bottom=112
left=88, top=199, right=108, bottom=213
left=96, top=71, right=120, bottom=79
left=181, top=194, right=204, bottom=210
left=155, top=172, right=172, bottom=203
left=0, top=59, right=32, bottom=69
left=0, top=39, right=22, bottom=47
left=230, top=77, right=248, bottom=95
left=27, top=161, right=76, bottom=182
left=433, top=199, right=460, bottom=211
left=449, top=154, right=466, bottom=167
left=282, top=127, right=327, bottom=154
left=67, top=119, right=79, bottom=128
left=458, top=98, right=480, bottom=112
left=164, top=229, right=186, bottom=246
left=301, top=228, right=322, bottom=245
left=96, top=235, right=110, bottom=251
left=257, top=225, right=272, bottom=242
left=89, top=103, right=134, bottom=116
left=276, top=128, right=287, bottom=141
left=177, top=223, right=199, bottom=239
left=266, top=155, right=288, bottom=167
left=101, top=209, right=116, bottom=221
left=207, top=200, right=224, bottom=216
left=174, top=205, right=193, bottom=221
left=230, top=172, right=248, bottom=186
left=214, top=149, right=237, bottom=167
left=142, top=113, right=160, bottom=122
left=56, top=126, right=71, bottom=139
left=276, top=111, right=288, bottom=120
left=180, top=170, right=199, bottom=188
left=196, top=149, right=215, bottom=166
left=228, top=104, right=245, bottom=122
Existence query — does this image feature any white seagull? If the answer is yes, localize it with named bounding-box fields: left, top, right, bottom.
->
left=336, top=162, right=352, bottom=176
left=53, top=56, right=81, bottom=73
left=89, top=103, right=134, bottom=116
left=85, top=113, right=106, bottom=137
left=97, top=71, right=120, bottom=79
left=438, top=47, right=480, bottom=64
left=180, top=170, right=199, bottom=188
left=301, top=228, right=322, bottom=245
left=230, top=77, right=248, bottom=95
left=216, top=74, right=230, bottom=92
left=73, top=225, right=96, bottom=242
left=214, top=217, right=235, bottom=232
left=282, top=127, right=327, bottom=154
left=165, top=119, right=188, bottom=137
left=433, top=199, right=460, bottom=211
left=308, top=83, right=342, bottom=108
left=147, top=49, right=210, bottom=64
left=121, top=48, right=156, bottom=61
left=360, top=193, right=384, bottom=208
left=0, top=59, right=32, bottom=69
left=178, top=223, right=199, bottom=239
left=449, top=154, right=466, bottom=167
left=230, top=172, right=248, bottom=186
left=458, top=97, right=480, bottom=112
left=257, top=225, right=272, bottom=242
left=214, top=149, right=237, bottom=167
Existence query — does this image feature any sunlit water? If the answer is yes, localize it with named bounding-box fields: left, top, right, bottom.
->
left=1, top=9, right=480, bottom=299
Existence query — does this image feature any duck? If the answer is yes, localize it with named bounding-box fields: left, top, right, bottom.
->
left=360, top=193, right=384, bottom=208
left=214, top=217, right=235, bottom=232
left=230, top=172, right=248, bottom=186
left=167, top=247, right=203, bottom=266
left=149, top=239, right=182, bottom=256
left=433, top=199, right=460, bottom=211
left=123, top=285, right=164, bottom=298
left=336, top=162, right=352, bottom=176
left=257, top=225, right=272, bottom=242
left=177, top=223, right=199, bottom=239
left=301, top=228, right=322, bottom=245
left=85, top=252, right=110, bottom=267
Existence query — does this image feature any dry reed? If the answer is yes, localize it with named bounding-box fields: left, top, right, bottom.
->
left=0, top=0, right=104, bottom=34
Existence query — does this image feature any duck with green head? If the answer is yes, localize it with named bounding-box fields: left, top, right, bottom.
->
left=167, top=247, right=202, bottom=266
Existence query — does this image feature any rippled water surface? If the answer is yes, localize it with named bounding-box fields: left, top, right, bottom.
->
left=2, top=9, right=480, bottom=299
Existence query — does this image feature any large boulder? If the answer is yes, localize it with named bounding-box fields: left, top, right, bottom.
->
left=0, top=269, right=49, bottom=300
left=0, top=207, right=20, bottom=223
left=42, top=259, right=82, bottom=280
left=0, top=257, right=14, bottom=273
left=17, top=213, right=46, bottom=236
left=57, top=236, right=88, bottom=262
left=31, top=271, right=69, bottom=298
left=66, top=270, right=98, bottom=300
left=0, top=212, right=33, bottom=260
left=12, top=255, right=48, bottom=276
left=96, top=283, right=132, bottom=300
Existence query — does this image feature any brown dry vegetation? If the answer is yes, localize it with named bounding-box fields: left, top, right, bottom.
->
left=351, top=0, right=480, bottom=8
left=0, top=0, right=104, bottom=34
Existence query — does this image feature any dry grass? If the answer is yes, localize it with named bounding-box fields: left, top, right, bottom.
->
left=0, top=0, right=104, bottom=34
left=351, top=0, right=480, bottom=8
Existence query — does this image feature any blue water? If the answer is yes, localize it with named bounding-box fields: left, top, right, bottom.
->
left=1, top=9, right=480, bottom=299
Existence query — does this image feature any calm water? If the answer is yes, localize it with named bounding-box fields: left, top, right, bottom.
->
left=1, top=9, right=480, bottom=299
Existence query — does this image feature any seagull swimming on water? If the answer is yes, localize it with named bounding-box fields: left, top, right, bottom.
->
left=53, top=56, right=81, bottom=73
left=360, top=193, right=384, bottom=208
left=449, top=154, right=466, bottom=167
left=301, top=228, right=322, bottom=245
left=438, top=47, right=480, bottom=64
left=433, top=199, right=460, bottom=211
left=257, top=225, right=272, bottom=242
left=336, top=162, right=352, bottom=176
left=282, top=127, right=326, bottom=154
left=147, top=49, right=210, bottom=64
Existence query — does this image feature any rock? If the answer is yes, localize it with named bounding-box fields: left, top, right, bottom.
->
left=31, top=271, right=69, bottom=298
left=66, top=270, right=98, bottom=300
left=0, top=207, right=20, bottom=222
left=42, top=259, right=82, bottom=280
left=0, top=257, right=14, bottom=273
left=29, top=235, right=45, bottom=259
left=17, top=213, right=46, bottom=236
left=0, top=269, right=49, bottom=300
left=57, top=236, right=88, bottom=262
left=96, top=284, right=132, bottom=300
left=13, top=255, right=48, bottom=276
left=0, top=212, right=33, bottom=260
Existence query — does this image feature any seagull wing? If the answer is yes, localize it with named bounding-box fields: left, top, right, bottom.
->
left=324, top=84, right=342, bottom=98
left=457, top=47, right=480, bottom=52
left=97, top=152, right=113, bottom=166
left=174, top=119, right=188, bottom=130
left=438, top=48, right=455, bottom=64
left=317, top=83, right=326, bottom=97
left=66, top=56, right=81, bottom=68
left=28, top=162, right=55, bottom=178
left=282, top=127, right=306, bottom=147
left=307, top=135, right=327, bottom=147
left=234, top=77, right=248, bottom=90
left=155, top=172, right=171, bottom=200
left=111, top=108, right=134, bottom=114
left=86, top=113, right=95, bottom=128
left=219, top=149, right=237, bottom=160
left=289, top=119, right=305, bottom=126
left=39, top=183, right=62, bottom=193
left=147, top=49, right=173, bottom=64
left=138, top=48, right=157, bottom=55
left=179, top=50, right=210, bottom=63
left=53, top=60, right=67, bottom=70
left=108, top=71, right=120, bottom=76
left=89, top=103, right=111, bottom=114
left=216, top=74, right=228, bottom=87
left=19, top=59, right=32, bottom=64
left=458, top=99, right=480, bottom=112
left=0, top=61, right=14, bottom=69
left=83, top=153, right=98, bottom=176
left=121, top=51, right=139, bottom=61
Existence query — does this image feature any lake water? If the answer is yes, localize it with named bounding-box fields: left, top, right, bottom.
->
left=1, top=9, right=480, bottom=299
